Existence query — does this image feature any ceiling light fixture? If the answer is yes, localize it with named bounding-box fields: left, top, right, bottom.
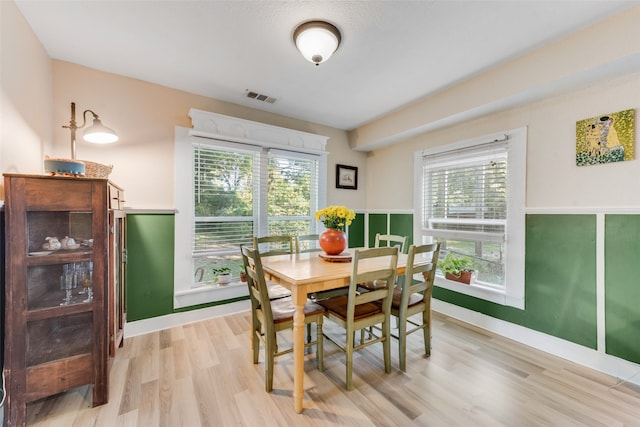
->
left=62, top=102, right=118, bottom=159
left=293, top=20, right=341, bottom=66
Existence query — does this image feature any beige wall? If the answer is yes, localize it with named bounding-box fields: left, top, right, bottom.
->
left=367, top=70, right=640, bottom=210
left=0, top=0, right=53, bottom=186
left=50, top=61, right=364, bottom=210
left=0, top=53, right=362, bottom=210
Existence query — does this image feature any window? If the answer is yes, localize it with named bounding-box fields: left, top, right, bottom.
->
left=192, top=144, right=256, bottom=285
left=191, top=145, right=321, bottom=287
left=263, top=149, right=320, bottom=237
left=414, top=128, right=526, bottom=308
left=175, top=111, right=328, bottom=308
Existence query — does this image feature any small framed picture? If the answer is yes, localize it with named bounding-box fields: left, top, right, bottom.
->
left=336, top=164, right=357, bottom=190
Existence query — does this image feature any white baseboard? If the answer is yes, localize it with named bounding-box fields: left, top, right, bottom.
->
left=124, top=299, right=250, bottom=337
left=433, top=299, right=640, bottom=387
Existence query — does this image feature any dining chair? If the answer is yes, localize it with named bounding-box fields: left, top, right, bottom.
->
left=318, top=246, right=398, bottom=390
left=295, top=234, right=321, bottom=253
left=252, top=236, right=294, bottom=300
left=389, top=243, right=440, bottom=371
left=374, top=233, right=408, bottom=253
left=358, top=233, right=408, bottom=293
left=241, top=245, right=324, bottom=392
left=253, top=235, right=294, bottom=256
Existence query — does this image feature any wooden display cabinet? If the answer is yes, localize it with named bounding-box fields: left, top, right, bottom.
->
left=3, top=174, right=126, bottom=426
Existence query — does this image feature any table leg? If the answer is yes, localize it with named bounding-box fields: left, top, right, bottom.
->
left=291, top=287, right=306, bottom=413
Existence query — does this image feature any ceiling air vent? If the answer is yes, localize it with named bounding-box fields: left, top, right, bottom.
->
left=245, top=90, right=277, bottom=104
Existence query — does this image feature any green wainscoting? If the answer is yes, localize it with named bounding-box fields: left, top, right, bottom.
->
left=368, top=214, right=388, bottom=248
left=348, top=213, right=365, bottom=248
left=605, top=215, right=640, bottom=364
left=124, top=210, right=640, bottom=368
left=126, top=214, right=175, bottom=321
left=347, top=212, right=413, bottom=251
left=390, top=213, right=413, bottom=251
left=127, top=213, right=250, bottom=321
left=524, top=215, right=597, bottom=347
left=433, top=214, right=598, bottom=349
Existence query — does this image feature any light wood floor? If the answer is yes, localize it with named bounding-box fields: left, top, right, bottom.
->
left=26, top=311, right=640, bottom=426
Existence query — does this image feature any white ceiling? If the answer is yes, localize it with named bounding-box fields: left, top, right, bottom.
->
left=15, top=0, right=637, bottom=131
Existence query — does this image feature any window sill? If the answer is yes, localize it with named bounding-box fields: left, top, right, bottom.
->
left=434, top=276, right=508, bottom=305
left=175, top=280, right=248, bottom=309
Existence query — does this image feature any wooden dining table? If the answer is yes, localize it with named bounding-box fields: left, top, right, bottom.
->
left=260, top=249, right=408, bottom=413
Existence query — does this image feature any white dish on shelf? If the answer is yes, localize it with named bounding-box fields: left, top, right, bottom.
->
left=64, top=243, right=81, bottom=250
left=28, top=251, right=52, bottom=257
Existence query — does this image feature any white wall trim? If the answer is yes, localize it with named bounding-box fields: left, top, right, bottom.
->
left=125, top=300, right=250, bottom=337
left=526, top=207, right=640, bottom=214
left=189, top=108, right=328, bottom=152
left=174, top=282, right=249, bottom=309
left=125, top=208, right=177, bottom=214
left=596, top=213, right=606, bottom=353
left=434, top=277, right=509, bottom=306
left=433, top=299, right=640, bottom=387
left=364, top=209, right=414, bottom=214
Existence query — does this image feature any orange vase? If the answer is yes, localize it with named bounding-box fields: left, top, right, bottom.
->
left=319, top=229, right=347, bottom=255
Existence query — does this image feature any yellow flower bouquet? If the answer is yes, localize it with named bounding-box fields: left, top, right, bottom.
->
left=315, top=205, right=356, bottom=231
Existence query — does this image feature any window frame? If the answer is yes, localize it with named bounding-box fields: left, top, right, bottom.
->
left=414, top=127, right=526, bottom=309
left=175, top=114, right=328, bottom=308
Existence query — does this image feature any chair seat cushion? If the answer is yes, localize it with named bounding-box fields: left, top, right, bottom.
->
left=267, top=280, right=292, bottom=300
left=318, top=295, right=382, bottom=321
left=270, top=296, right=325, bottom=324
left=358, top=279, right=388, bottom=291
left=310, top=287, right=349, bottom=301
left=391, top=288, right=423, bottom=309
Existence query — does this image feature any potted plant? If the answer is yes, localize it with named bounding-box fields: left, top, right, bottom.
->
left=213, top=267, right=232, bottom=285
left=438, top=253, right=477, bottom=284
left=232, top=259, right=247, bottom=282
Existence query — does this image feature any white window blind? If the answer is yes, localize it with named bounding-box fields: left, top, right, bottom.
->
left=193, top=144, right=257, bottom=255
left=415, top=128, right=526, bottom=308
left=189, top=142, right=321, bottom=287
left=266, top=149, right=318, bottom=236
left=422, top=141, right=508, bottom=244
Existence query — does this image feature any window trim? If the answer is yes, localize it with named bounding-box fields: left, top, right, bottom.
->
left=414, top=127, right=526, bottom=309
left=174, top=111, right=328, bottom=309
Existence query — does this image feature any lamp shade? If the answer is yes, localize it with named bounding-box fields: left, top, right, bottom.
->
left=293, top=21, right=341, bottom=65
left=82, top=117, right=118, bottom=144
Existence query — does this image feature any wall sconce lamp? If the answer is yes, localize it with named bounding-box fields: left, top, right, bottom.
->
left=62, top=102, right=118, bottom=159
left=293, top=20, right=341, bottom=66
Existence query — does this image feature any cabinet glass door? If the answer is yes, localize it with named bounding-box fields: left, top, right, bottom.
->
left=25, top=210, right=95, bottom=365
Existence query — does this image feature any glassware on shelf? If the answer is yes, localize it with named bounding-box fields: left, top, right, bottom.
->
left=60, top=271, right=74, bottom=306
left=59, top=262, right=93, bottom=305
left=82, top=261, right=93, bottom=302
left=76, top=262, right=87, bottom=295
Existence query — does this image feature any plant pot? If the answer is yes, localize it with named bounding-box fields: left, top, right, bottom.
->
left=217, top=273, right=231, bottom=285
left=445, top=270, right=476, bottom=285
left=239, top=272, right=247, bottom=282
left=319, top=229, right=347, bottom=255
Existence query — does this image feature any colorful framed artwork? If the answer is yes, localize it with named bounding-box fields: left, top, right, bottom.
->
left=576, top=109, right=635, bottom=166
left=336, top=164, right=357, bottom=190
